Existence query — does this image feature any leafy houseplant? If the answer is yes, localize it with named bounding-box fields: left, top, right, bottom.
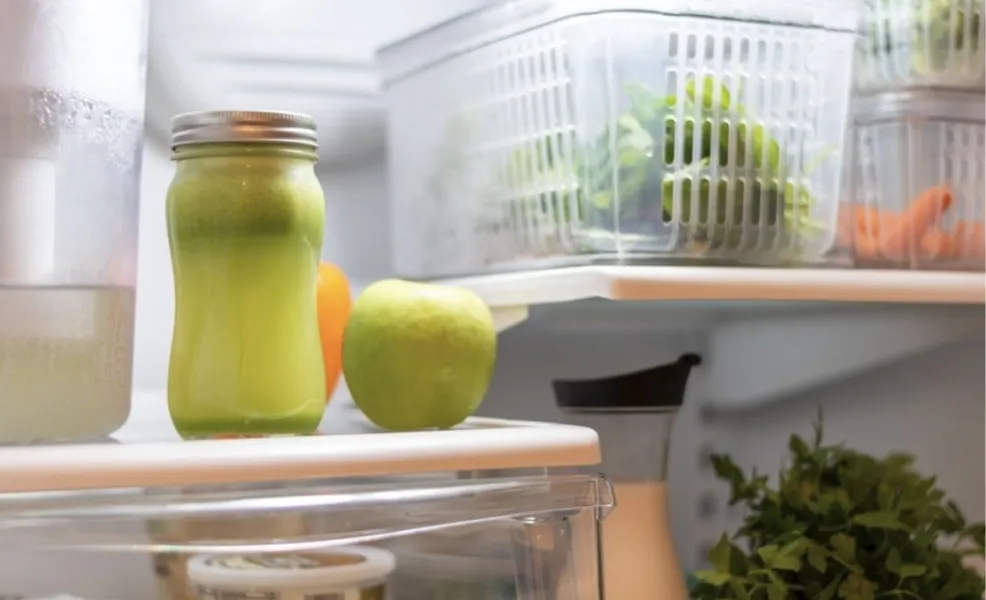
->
left=692, top=417, right=986, bottom=600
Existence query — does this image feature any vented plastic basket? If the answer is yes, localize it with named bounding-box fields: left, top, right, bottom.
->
left=379, top=0, right=860, bottom=278
left=855, top=0, right=985, bottom=92
left=846, top=90, right=985, bottom=270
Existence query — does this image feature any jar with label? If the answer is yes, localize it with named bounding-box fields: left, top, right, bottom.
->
left=186, top=548, right=395, bottom=600
left=166, top=111, right=326, bottom=438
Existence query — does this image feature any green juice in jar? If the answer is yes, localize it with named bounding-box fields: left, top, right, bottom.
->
left=166, top=111, right=326, bottom=438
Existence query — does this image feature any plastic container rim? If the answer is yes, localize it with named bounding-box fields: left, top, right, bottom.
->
left=186, top=546, right=396, bottom=591
left=376, top=0, right=862, bottom=85
left=852, top=89, right=986, bottom=124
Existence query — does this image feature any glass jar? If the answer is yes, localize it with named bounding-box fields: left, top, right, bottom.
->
left=166, top=111, right=326, bottom=438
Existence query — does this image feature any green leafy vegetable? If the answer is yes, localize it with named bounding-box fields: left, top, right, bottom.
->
left=582, top=76, right=828, bottom=251
left=499, top=76, right=834, bottom=255
left=691, top=413, right=986, bottom=600
left=867, top=0, right=982, bottom=76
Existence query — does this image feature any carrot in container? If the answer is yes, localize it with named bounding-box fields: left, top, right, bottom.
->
left=953, top=221, right=986, bottom=260
left=919, top=229, right=958, bottom=261
left=877, top=185, right=952, bottom=261
left=855, top=206, right=900, bottom=239
left=836, top=204, right=855, bottom=248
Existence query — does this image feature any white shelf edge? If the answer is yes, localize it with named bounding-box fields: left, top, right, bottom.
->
left=439, top=266, right=986, bottom=310
left=0, top=417, right=601, bottom=494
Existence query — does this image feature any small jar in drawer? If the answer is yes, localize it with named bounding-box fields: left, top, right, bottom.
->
left=847, top=90, right=985, bottom=270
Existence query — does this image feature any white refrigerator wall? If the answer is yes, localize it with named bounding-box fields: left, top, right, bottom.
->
left=134, top=138, right=985, bottom=576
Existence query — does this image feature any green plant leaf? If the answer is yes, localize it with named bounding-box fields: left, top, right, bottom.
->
left=694, top=569, right=732, bottom=586
left=818, top=576, right=841, bottom=600
left=898, top=564, right=928, bottom=579
left=851, top=511, right=911, bottom=531
left=811, top=407, right=824, bottom=448
left=807, top=543, right=828, bottom=573
left=838, top=572, right=876, bottom=600
left=684, top=75, right=732, bottom=111
left=772, top=555, right=802, bottom=572
left=708, top=534, right=734, bottom=573
left=885, top=547, right=902, bottom=574
left=788, top=434, right=811, bottom=459
left=728, top=579, right=752, bottom=600
left=757, top=545, right=779, bottom=563
left=780, top=537, right=810, bottom=558
left=624, top=82, right=663, bottom=124
left=830, top=533, right=857, bottom=566
left=767, top=582, right=786, bottom=600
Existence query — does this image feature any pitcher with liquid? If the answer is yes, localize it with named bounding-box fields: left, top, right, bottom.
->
left=0, top=0, right=148, bottom=443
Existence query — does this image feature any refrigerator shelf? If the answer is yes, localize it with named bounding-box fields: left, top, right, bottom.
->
left=0, top=401, right=601, bottom=494
left=437, top=265, right=985, bottom=322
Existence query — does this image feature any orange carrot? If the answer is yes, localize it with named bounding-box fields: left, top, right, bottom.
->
left=854, top=233, right=881, bottom=260
left=836, top=204, right=855, bottom=248
left=954, top=221, right=986, bottom=260
left=856, top=207, right=905, bottom=243
left=919, top=229, right=957, bottom=261
left=879, top=186, right=952, bottom=260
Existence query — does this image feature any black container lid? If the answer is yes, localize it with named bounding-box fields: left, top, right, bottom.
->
left=552, top=353, right=701, bottom=411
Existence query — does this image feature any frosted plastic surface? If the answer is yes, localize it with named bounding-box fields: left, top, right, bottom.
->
left=856, top=0, right=985, bottom=92
left=0, top=0, right=148, bottom=442
left=381, top=2, right=858, bottom=277
left=848, top=92, right=985, bottom=270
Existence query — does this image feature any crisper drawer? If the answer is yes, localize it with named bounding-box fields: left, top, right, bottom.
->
left=0, top=414, right=610, bottom=600
left=846, top=90, right=985, bottom=270
left=379, top=0, right=860, bottom=278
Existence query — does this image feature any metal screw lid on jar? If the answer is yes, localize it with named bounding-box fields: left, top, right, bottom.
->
left=170, top=110, right=318, bottom=150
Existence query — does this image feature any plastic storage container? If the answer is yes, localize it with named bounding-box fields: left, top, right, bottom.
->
left=846, top=90, right=985, bottom=270
left=0, top=409, right=611, bottom=600
left=388, top=529, right=519, bottom=599
left=855, top=0, right=985, bottom=93
left=0, top=0, right=148, bottom=442
left=379, top=0, right=860, bottom=278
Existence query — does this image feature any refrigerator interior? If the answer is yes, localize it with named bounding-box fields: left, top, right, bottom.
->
left=133, top=113, right=985, bottom=583
left=2, top=0, right=983, bottom=594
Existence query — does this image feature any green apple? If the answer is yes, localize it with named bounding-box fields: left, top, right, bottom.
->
left=342, top=279, right=496, bottom=431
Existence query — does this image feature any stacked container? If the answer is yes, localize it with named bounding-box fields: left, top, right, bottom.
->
left=846, top=0, right=985, bottom=270
left=379, top=0, right=863, bottom=278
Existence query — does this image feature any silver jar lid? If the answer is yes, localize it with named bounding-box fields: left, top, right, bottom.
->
left=171, top=110, right=318, bottom=150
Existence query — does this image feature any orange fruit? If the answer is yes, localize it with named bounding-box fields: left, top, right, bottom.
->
left=316, top=262, right=352, bottom=403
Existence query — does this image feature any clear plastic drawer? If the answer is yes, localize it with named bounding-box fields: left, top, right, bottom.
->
left=0, top=410, right=611, bottom=599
